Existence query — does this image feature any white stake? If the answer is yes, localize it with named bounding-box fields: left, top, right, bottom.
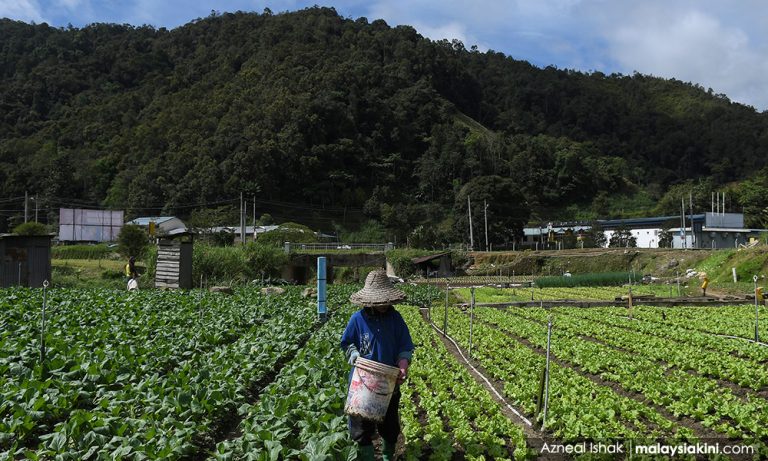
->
left=542, top=315, right=553, bottom=429
left=469, top=287, right=476, bottom=358
left=40, top=280, right=49, bottom=368
left=755, top=275, right=761, bottom=343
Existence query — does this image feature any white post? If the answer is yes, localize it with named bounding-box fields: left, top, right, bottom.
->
left=542, top=316, right=553, bottom=429
left=690, top=192, right=694, bottom=248
left=754, top=275, right=760, bottom=343
left=732, top=268, right=737, bottom=283
left=40, top=280, right=49, bottom=366
left=443, top=283, right=449, bottom=337
left=469, top=287, right=475, bottom=358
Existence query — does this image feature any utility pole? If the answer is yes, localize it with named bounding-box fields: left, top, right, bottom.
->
left=240, top=193, right=245, bottom=246
left=689, top=191, right=694, bottom=248
left=484, top=200, right=489, bottom=251
left=468, top=196, right=474, bottom=251
left=252, top=196, right=256, bottom=242
left=24, top=191, right=28, bottom=223
left=680, top=197, right=686, bottom=249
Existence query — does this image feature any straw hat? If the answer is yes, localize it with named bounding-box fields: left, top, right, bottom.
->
left=350, top=269, right=406, bottom=307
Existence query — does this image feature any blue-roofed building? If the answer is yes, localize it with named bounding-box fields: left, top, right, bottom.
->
left=126, top=216, right=186, bottom=235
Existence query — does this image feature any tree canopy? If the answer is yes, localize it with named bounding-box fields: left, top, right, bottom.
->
left=1, top=8, right=768, bottom=238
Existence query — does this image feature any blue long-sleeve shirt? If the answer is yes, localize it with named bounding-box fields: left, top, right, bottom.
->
left=340, top=308, right=414, bottom=367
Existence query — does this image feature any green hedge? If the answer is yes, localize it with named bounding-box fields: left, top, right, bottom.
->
left=147, top=243, right=290, bottom=286
left=534, top=272, right=633, bottom=287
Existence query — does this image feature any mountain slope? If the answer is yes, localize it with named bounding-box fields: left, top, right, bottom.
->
left=1, top=7, right=767, bottom=242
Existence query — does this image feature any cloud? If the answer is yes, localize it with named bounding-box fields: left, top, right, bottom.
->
left=53, top=0, right=83, bottom=9
left=598, top=3, right=768, bottom=109
left=0, top=0, right=45, bottom=23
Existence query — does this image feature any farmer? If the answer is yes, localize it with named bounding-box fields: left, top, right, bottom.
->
left=700, top=273, right=710, bottom=297
left=125, top=256, right=139, bottom=290
left=341, top=269, right=414, bottom=461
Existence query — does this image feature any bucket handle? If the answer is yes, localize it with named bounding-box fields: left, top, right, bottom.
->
left=359, top=372, right=395, bottom=396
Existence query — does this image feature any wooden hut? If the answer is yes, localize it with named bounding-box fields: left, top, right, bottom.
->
left=411, top=252, right=453, bottom=278
left=154, top=231, right=193, bottom=289
left=0, top=234, right=53, bottom=288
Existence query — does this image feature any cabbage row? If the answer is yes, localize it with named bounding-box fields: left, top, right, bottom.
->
left=1, top=287, right=316, bottom=459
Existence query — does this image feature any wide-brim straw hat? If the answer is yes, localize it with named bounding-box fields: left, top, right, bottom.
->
left=350, top=269, right=406, bottom=307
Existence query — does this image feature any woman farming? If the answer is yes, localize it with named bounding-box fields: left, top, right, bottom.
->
left=341, top=269, right=414, bottom=461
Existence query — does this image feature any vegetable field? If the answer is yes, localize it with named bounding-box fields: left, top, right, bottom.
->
left=436, top=302, right=768, bottom=458
left=3, top=284, right=766, bottom=459
left=456, top=285, right=691, bottom=303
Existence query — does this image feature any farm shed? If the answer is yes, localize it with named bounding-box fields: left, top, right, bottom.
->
left=0, top=234, right=53, bottom=288
left=412, top=252, right=453, bottom=278
left=154, top=231, right=193, bottom=289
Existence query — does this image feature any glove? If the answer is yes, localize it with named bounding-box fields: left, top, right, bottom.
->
left=348, top=349, right=360, bottom=366
left=396, top=358, right=409, bottom=384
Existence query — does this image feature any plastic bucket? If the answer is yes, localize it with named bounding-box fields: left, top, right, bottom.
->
left=344, top=357, right=400, bottom=422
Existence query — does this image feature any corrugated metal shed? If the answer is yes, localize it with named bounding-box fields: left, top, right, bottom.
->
left=0, top=234, right=53, bottom=288
left=154, top=234, right=193, bottom=289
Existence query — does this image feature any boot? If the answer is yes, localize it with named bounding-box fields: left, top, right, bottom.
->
left=356, top=444, right=375, bottom=461
left=382, top=439, right=396, bottom=461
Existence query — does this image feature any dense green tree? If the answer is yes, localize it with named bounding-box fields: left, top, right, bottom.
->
left=12, top=221, right=48, bottom=235
left=608, top=224, right=637, bottom=248
left=1, top=8, right=767, bottom=234
left=453, top=175, right=531, bottom=248
left=657, top=219, right=678, bottom=248
left=117, top=224, right=149, bottom=258
left=584, top=222, right=607, bottom=248
left=658, top=228, right=674, bottom=248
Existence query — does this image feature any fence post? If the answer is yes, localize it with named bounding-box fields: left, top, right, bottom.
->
left=542, top=316, right=553, bottom=429
left=755, top=275, right=760, bottom=343
left=443, top=282, right=449, bottom=337
left=469, top=287, right=475, bottom=358
left=40, top=280, right=49, bottom=377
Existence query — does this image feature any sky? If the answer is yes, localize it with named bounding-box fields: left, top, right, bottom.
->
left=2, top=0, right=768, bottom=111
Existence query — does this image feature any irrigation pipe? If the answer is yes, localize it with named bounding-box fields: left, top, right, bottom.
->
left=423, top=309, right=533, bottom=427
left=712, top=334, right=768, bottom=347
left=618, top=316, right=768, bottom=347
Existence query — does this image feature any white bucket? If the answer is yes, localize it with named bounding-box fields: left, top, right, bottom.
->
left=344, top=357, right=400, bottom=422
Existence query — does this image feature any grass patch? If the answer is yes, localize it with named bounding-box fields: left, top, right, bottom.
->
left=52, top=244, right=119, bottom=260
left=52, top=259, right=135, bottom=289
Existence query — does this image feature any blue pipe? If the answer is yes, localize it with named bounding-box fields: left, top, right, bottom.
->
left=317, top=257, right=327, bottom=321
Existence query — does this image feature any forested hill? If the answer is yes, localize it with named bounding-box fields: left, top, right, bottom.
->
left=2, top=7, right=768, bottom=243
